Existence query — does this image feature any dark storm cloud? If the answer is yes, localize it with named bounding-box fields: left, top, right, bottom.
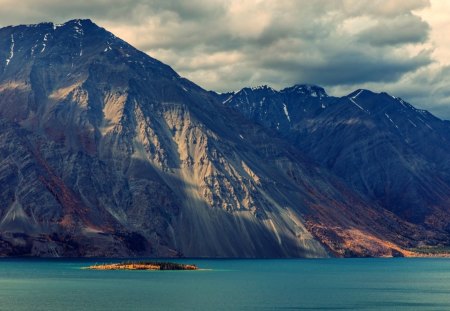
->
left=260, top=49, right=432, bottom=85
left=0, top=0, right=448, bottom=118
left=358, top=14, right=430, bottom=46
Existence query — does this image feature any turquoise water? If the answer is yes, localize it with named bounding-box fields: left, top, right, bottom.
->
left=1, top=258, right=450, bottom=310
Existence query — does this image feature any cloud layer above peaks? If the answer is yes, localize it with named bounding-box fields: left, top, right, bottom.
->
left=1, top=0, right=449, bottom=118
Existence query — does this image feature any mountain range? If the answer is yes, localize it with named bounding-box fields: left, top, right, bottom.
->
left=0, top=19, right=448, bottom=257
left=220, top=85, right=450, bottom=227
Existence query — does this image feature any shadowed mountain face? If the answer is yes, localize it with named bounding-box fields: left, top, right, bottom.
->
left=0, top=20, right=445, bottom=257
left=222, top=85, right=450, bottom=232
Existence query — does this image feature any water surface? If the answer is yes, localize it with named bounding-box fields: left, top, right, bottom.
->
left=1, top=258, right=450, bottom=310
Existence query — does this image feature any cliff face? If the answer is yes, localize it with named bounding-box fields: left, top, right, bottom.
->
left=0, top=20, right=440, bottom=257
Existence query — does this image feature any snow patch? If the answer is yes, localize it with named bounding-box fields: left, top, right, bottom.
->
left=222, top=95, right=234, bottom=104
left=349, top=98, right=364, bottom=111
left=104, top=42, right=112, bottom=52
left=398, top=98, right=418, bottom=112
left=259, top=97, right=266, bottom=107
left=5, top=34, right=14, bottom=67
left=52, top=23, right=63, bottom=30
left=41, top=33, right=49, bottom=53
left=79, top=40, right=83, bottom=57
left=417, top=116, right=433, bottom=130
left=348, top=94, right=370, bottom=114
left=74, top=26, right=84, bottom=36
left=282, top=103, right=291, bottom=122
left=352, top=89, right=364, bottom=99
left=385, top=113, right=399, bottom=129
left=408, top=119, right=417, bottom=127
left=31, top=43, right=38, bottom=55
left=395, top=98, right=409, bottom=109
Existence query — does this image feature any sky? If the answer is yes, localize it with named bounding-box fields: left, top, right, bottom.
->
left=0, top=0, right=449, bottom=118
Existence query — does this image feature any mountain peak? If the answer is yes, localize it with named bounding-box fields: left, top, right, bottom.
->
left=50, top=19, right=96, bottom=31
left=282, top=84, right=328, bottom=98
left=5, top=19, right=97, bottom=31
left=240, top=85, right=276, bottom=93
left=65, top=18, right=94, bottom=25
left=0, top=18, right=178, bottom=81
left=346, top=89, right=375, bottom=99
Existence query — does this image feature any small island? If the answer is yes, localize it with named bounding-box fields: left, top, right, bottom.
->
left=85, top=261, right=198, bottom=271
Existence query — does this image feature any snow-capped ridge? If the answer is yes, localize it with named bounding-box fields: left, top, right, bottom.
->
left=249, top=85, right=276, bottom=92
left=347, top=89, right=374, bottom=99
left=18, top=19, right=94, bottom=31
left=1, top=19, right=182, bottom=83
left=282, top=84, right=328, bottom=98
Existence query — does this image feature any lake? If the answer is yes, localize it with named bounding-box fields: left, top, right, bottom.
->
left=1, top=258, right=450, bottom=310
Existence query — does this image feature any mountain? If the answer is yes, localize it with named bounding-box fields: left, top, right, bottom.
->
left=222, top=84, right=450, bottom=235
left=0, top=19, right=442, bottom=257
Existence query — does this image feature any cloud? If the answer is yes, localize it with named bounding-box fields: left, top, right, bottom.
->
left=0, top=0, right=449, bottom=118
left=102, top=1, right=434, bottom=92
left=387, top=65, right=450, bottom=119
left=258, top=44, right=432, bottom=85
left=338, top=0, right=430, bottom=17
left=357, top=14, right=430, bottom=46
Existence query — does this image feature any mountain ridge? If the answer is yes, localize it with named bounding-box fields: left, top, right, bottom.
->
left=221, top=83, right=450, bottom=231
left=0, top=20, right=448, bottom=257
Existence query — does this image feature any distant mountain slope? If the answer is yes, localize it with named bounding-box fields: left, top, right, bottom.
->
left=0, top=20, right=444, bottom=257
left=222, top=84, right=450, bottom=232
